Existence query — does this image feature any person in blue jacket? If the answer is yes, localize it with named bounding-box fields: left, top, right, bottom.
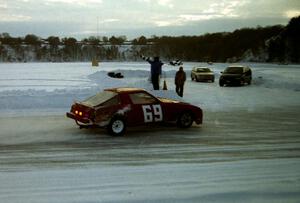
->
left=141, top=55, right=164, bottom=90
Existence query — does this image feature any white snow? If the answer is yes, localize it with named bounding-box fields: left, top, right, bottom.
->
left=0, top=62, right=299, bottom=114
left=0, top=62, right=300, bottom=203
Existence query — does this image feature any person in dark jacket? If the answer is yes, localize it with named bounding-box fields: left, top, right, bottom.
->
left=141, top=55, right=163, bottom=90
left=175, top=66, right=186, bottom=97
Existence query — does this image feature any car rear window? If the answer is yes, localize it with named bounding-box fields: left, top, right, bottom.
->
left=81, top=91, right=117, bottom=107
left=196, top=68, right=210, bottom=72
left=224, top=67, right=243, bottom=74
left=100, top=96, right=120, bottom=107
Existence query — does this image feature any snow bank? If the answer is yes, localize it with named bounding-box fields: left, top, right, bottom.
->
left=0, top=62, right=299, bottom=114
left=0, top=68, right=181, bottom=111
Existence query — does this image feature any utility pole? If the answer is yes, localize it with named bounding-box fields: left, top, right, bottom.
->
left=97, top=16, right=99, bottom=38
left=92, top=16, right=100, bottom=67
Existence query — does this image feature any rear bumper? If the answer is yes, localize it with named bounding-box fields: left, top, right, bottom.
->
left=194, top=109, right=203, bottom=124
left=220, top=77, right=242, bottom=84
left=66, top=112, right=92, bottom=124
left=196, top=75, right=214, bottom=81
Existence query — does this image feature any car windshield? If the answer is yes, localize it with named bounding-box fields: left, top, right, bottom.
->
left=224, top=67, right=243, bottom=74
left=196, top=68, right=211, bottom=72
left=81, top=91, right=117, bottom=107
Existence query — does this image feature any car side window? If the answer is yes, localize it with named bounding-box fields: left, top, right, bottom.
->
left=129, top=92, right=157, bottom=104
left=98, top=95, right=120, bottom=107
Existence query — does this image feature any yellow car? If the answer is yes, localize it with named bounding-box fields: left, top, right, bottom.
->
left=191, top=67, right=215, bottom=82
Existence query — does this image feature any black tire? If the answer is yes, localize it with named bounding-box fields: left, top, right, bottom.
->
left=177, top=112, right=194, bottom=128
left=219, top=80, right=224, bottom=86
left=248, top=79, right=251, bottom=85
left=107, top=116, right=126, bottom=136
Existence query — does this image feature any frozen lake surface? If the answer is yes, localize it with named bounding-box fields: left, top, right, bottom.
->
left=0, top=62, right=299, bottom=202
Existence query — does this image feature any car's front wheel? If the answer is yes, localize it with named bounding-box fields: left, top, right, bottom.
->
left=177, top=112, right=194, bottom=128
left=107, top=116, right=126, bottom=136
left=219, top=80, right=224, bottom=86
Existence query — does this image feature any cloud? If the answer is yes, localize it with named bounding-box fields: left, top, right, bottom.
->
left=155, top=20, right=174, bottom=27
left=0, top=14, right=32, bottom=22
left=153, top=0, right=247, bottom=28
left=157, top=0, right=174, bottom=8
left=203, top=0, right=246, bottom=18
left=136, top=0, right=173, bottom=8
left=177, top=0, right=246, bottom=24
left=153, top=0, right=246, bottom=27
left=0, top=0, right=297, bottom=39
left=180, top=14, right=222, bottom=21
left=285, top=10, right=300, bottom=18
left=103, top=19, right=120, bottom=23
left=44, top=0, right=102, bottom=6
left=219, top=0, right=240, bottom=16
left=137, top=0, right=150, bottom=2
left=0, top=3, right=8, bottom=9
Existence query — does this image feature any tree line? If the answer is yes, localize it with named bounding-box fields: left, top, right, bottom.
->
left=0, top=16, right=299, bottom=63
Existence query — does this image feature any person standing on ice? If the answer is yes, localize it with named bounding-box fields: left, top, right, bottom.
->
left=175, top=66, right=186, bottom=97
left=141, top=55, right=163, bottom=90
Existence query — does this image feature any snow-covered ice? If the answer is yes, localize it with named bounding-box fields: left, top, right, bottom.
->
left=0, top=62, right=300, bottom=203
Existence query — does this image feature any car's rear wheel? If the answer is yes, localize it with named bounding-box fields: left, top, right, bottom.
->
left=108, top=116, right=126, bottom=136
left=177, top=112, right=193, bottom=128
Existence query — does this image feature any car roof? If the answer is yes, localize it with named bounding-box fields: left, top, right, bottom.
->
left=193, top=67, right=211, bottom=71
left=104, top=87, right=147, bottom=94
left=227, top=64, right=247, bottom=68
left=193, top=66, right=210, bottom=69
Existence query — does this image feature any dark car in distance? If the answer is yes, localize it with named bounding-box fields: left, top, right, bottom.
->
left=219, top=65, right=252, bottom=86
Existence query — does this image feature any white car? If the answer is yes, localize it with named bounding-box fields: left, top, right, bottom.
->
left=191, top=67, right=215, bottom=82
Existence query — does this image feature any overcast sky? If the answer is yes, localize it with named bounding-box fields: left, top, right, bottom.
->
left=0, top=0, right=300, bottom=39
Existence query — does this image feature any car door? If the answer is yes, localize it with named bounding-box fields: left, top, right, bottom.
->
left=127, top=92, right=163, bottom=126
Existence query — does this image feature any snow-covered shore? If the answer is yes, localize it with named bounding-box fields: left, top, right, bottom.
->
left=0, top=62, right=299, bottom=114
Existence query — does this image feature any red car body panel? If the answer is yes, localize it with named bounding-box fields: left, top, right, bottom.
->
left=66, top=88, right=203, bottom=128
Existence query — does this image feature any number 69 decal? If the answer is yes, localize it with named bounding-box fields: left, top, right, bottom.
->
left=142, top=104, right=163, bottom=123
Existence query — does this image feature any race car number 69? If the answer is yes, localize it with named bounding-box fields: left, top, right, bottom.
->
left=142, top=104, right=163, bottom=123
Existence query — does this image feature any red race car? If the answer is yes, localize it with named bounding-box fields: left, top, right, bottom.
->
left=66, top=88, right=203, bottom=136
